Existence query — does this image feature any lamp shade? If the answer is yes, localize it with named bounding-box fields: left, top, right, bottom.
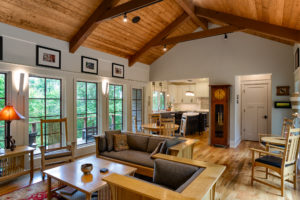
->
left=0, top=105, right=25, bottom=121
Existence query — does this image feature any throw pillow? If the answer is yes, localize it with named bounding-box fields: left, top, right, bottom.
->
left=150, top=141, right=164, bottom=158
left=98, top=135, right=107, bottom=153
left=105, top=130, right=121, bottom=152
left=113, top=134, right=129, bottom=151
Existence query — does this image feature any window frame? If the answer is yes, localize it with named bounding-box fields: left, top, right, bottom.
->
left=0, top=73, right=6, bottom=149
left=108, top=84, right=123, bottom=131
left=152, top=91, right=165, bottom=112
left=132, top=88, right=143, bottom=132
left=28, top=75, right=62, bottom=151
left=76, top=81, right=98, bottom=145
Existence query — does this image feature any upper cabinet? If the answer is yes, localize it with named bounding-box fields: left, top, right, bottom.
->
left=195, top=82, right=209, bottom=98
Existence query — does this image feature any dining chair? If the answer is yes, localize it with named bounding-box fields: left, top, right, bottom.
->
left=250, top=127, right=300, bottom=196
left=39, top=118, right=75, bottom=180
left=161, top=117, right=175, bottom=136
left=258, top=118, right=295, bottom=149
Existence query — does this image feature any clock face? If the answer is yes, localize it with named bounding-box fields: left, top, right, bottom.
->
left=214, top=89, right=226, bottom=100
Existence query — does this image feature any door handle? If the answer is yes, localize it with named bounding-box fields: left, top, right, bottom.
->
left=264, top=115, right=268, bottom=119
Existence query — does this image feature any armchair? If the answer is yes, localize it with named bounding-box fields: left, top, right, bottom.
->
left=39, top=118, right=75, bottom=180
left=251, top=128, right=300, bottom=196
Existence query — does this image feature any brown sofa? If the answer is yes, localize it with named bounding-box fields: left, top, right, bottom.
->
left=95, top=131, right=197, bottom=177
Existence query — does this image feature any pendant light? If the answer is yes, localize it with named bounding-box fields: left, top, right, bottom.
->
left=163, top=44, right=167, bottom=52
left=185, top=84, right=195, bottom=96
left=123, top=13, right=128, bottom=22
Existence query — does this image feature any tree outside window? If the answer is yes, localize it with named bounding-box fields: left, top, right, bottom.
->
left=76, top=81, right=98, bottom=145
left=28, top=76, right=61, bottom=153
left=132, top=88, right=142, bottom=132
left=109, top=84, right=123, bottom=130
left=0, top=74, right=6, bottom=149
left=152, top=91, right=165, bottom=112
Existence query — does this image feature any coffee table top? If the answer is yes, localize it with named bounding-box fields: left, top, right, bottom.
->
left=44, top=155, right=137, bottom=194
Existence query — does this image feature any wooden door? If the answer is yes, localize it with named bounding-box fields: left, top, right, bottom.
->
left=242, top=84, right=269, bottom=141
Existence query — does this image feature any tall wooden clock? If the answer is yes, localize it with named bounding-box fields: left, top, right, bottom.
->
left=210, top=85, right=231, bottom=147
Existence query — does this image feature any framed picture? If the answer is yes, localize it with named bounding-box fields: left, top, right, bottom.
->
left=112, top=63, right=124, bottom=79
left=276, top=86, right=290, bottom=96
left=0, top=36, right=3, bottom=60
left=36, top=45, right=61, bottom=69
left=274, top=101, right=291, bottom=109
left=81, top=56, right=98, bottom=75
left=295, top=48, right=299, bottom=70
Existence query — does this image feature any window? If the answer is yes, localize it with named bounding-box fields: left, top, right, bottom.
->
left=0, top=74, right=6, bottom=149
left=76, top=81, right=98, bottom=145
left=132, top=88, right=143, bottom=132
left=109, top=84, right=123, bottom=130
left=152, top=91, right=165, bottom=112
left=28, top=76, right=61, bottom=153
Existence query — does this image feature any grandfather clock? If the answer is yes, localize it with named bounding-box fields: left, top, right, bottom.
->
left=210, top=85, right=231, bottom=147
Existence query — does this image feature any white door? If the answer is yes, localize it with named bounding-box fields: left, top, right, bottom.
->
left=242, top=84, right=269, bottom=141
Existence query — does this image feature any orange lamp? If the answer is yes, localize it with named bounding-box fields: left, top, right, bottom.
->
left=0, top=105, right=25, bottom=149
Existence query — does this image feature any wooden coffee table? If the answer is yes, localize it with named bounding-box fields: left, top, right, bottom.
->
left=44, top=155, right=137, bottom=200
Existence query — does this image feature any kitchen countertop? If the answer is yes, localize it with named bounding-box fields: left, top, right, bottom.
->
left=153, top=110, right=209, bottom=114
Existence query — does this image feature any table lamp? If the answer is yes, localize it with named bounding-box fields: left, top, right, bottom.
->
left=0, top=105, right=25, bottom=150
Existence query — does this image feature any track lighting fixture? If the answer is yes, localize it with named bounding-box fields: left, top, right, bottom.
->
left=123, top=13, right=128, bottom=22
left=224, top=33, right=228, bottom=40
left=163, top=44, right=167, bottom=52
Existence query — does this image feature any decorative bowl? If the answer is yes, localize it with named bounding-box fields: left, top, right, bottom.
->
left=81, top=163, right=93, bottom=175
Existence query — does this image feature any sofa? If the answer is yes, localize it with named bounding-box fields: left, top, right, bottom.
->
left=103, top=154, right=226, bottom=200
left=95, top=131, right=198, bottom=177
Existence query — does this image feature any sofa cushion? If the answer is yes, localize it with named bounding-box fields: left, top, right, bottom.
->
left=101, top=149, right=154, bottom=168
left=160, top=138, right=184, bottom=154
left=98, top=135, right=107, bottom=153
left=105, top=130, right=121, bottom=152
left=153, top=159, right=199, bottom=190
left=113, top=134, right=129, bottom=151
left=150, top=141, right=164, bottom=158
left=175, top=168, right=205, bottom=193
left=147, top=137, right=166, bottom=153
left=127, top=134, right=149, bottom=152
left=45, top=149, right=72, bottom=160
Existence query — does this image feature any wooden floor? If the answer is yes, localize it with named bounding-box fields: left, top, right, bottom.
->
left=0, top=132, right=299, bottom=199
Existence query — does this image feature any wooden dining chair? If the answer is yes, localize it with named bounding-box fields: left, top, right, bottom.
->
left=161, top=117, right=175, bottom=136
left=39, top=118, right=75, bottom=180
left=258, top=118, right=295, bottom=149
left=250, top=127, right=300, bottom=196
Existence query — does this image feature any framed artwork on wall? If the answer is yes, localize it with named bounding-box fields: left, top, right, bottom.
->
left=36, top=45, right=61, bottom=69
left=276, top=86, right=290, bottom=96
left=112, top=63, right=124, bottom=79
left=81, top=56, right=98, bottom=75
left=295, top=48, right=299, bottom=70
left=0, top=36, right=3, bottom=60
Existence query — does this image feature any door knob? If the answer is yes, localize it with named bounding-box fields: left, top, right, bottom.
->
left=264, top=115, right=268, bottom=119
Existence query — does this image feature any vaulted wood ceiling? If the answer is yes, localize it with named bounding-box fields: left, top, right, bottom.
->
left=0, top=0, right=299, bottom=66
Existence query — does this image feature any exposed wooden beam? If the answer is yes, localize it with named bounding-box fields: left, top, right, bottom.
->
left=69, top=0, right=120, bottom=53
left=157, top=26, right=243, bottom=45
left=128, top=13, right=189, bottom=67
left=195, top=6, right=300, bottom=44
left=175, top=0, right=208, bottom=30
left=99, top=0, right=163, bottom=22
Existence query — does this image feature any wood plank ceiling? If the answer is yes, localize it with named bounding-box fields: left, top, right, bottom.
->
left=0, top=0, right=299, bottom=66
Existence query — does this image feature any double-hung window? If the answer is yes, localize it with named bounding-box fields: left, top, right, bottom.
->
left=76, top=81, right=98, bottom=145
left=0, top=74, right=6, bottom=149
left=28, top=76, right=61, bottom=153
left=152, top=91, right=165, bottom=112
left=132, top=88, right=143, bottom=132
left=109, top=84, right=123, bottom=130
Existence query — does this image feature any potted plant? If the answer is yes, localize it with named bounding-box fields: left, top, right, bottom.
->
left=166, top=102, right=172, bottom=111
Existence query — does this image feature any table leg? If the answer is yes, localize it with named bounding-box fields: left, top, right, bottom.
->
left=30, top=151, right=34, bottom=181
left=47, top=176, right=52, bottom=200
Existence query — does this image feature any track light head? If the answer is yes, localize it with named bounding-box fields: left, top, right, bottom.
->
left=224, top=33, right=228, bottom=40
left=163, top=44, right=167, bottom=52
left=123, top=13, right=128, bottom=22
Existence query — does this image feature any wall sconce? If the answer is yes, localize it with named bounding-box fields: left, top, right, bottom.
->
left=18, top=73, right=25, bottom=95
left=102, top=80, right=109, bottom=96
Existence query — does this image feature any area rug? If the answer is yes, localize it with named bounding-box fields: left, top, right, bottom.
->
left=0, top=180, right=61, bottom=200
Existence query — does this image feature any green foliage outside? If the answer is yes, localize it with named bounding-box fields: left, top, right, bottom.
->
left=109, top=85, right=123, bottom=130
left=132, top=88, right=142, bottom=132
left=76, top=82, right=97, bottom=145
left=28, top=77, right=61, bottom=152
left=152, top=91, right=165, bottom=112
left=0, top=74, right=5, bottom=149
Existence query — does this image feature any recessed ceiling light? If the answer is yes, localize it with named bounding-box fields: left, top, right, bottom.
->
left=132, top=16, right=140, bottom=23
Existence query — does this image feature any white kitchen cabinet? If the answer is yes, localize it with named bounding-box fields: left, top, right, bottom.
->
left=195, top=82, right=209, bottom=97
left=167, top=85, right=177, bottom=103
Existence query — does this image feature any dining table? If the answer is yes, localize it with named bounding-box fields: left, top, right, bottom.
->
left=261, top=136, right=286, bottom=152
left=141, top=123, right=179, bottom=134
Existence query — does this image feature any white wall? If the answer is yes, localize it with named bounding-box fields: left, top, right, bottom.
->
left=150, top=32, right=294, bottom=147
left=0, top=22, right=150, bottom=167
